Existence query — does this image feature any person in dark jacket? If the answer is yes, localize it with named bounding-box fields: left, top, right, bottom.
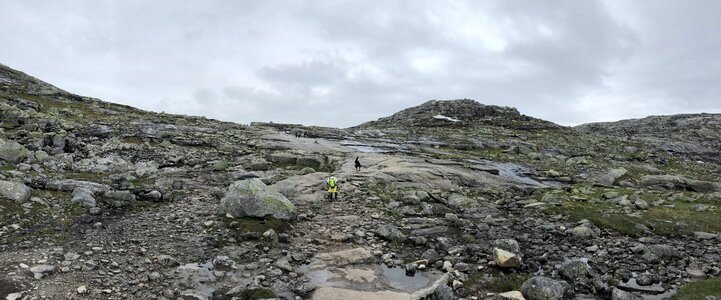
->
left=355, top=157, right=362, bottom=171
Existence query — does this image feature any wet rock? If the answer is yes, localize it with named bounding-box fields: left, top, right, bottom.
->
left=0, top=180, right=32, bottom=203
left=219, top=178, right=297, bottom=220
left=493, top=248, right=522, bottom=268
left=375, top=224, right=407, bottom=243
left=212, top=256, right=236, bottom=271
left=521, top=276, right=566, bottom=300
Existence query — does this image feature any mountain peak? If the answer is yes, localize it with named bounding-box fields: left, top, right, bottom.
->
left=354, top=99, right=558, bottom=130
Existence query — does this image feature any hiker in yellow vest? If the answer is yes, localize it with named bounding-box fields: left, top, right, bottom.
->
left=327, top=176, right=339, bottom=200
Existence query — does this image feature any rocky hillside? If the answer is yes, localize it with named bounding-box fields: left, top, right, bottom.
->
left=1, top=63, right=720, bottom=300
left=577, top=114, right=721, bottom=163
left=354, top=99, right=561, bottom=130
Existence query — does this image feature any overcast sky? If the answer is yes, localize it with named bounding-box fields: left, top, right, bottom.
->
left=1, top=1, right=720, bottom=127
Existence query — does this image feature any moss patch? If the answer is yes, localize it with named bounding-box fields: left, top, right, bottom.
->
left=672, top=276, right=721, bottom=299
left=545, top=201, right=642, bottom=235
left=242, top=288, right=277, bottom=299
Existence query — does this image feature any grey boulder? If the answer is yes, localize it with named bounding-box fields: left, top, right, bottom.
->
left=219, top=178, right=297, bottom=220
left=0, top=180, right=32, bottom=203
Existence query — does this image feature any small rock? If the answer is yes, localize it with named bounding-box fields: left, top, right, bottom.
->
left=30, top=265, right=55, bottom=279
left=494, top=248, right=522, bottom=268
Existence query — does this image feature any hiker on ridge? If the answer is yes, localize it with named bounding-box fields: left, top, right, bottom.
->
left=326, top=175, right=339, bottom=201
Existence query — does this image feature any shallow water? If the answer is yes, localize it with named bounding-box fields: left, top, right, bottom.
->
left=380, top=265, right=431, bottom=290
left=340, top=140, right=388, bottom=153
left=623, top=277, right=677, bottom=300
left=299, top=262, right=440, bottom=292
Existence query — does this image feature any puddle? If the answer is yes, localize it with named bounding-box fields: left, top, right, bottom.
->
left=299, top=263, right=441, bottom=293
left=380, top=265, right=431, bottom=290
left=620, top=277, right=677, bottom=300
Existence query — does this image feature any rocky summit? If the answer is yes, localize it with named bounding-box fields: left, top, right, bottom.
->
left=0, top=62, right=720, bottom=300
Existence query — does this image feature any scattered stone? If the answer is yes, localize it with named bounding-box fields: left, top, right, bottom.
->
left=493, top=248, right=522, bottom=268
left=30, top=265, right=55, bottom=279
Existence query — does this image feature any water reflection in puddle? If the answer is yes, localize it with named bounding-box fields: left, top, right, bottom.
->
left=380, top=265, right=431, bottom=290
left=299, top=263, right=440, bottom=292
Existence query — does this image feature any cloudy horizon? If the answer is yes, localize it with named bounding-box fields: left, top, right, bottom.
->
left=1, top=1, right=720, bottom=128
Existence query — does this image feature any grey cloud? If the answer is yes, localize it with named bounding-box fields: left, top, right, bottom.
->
left=0, top=1, right=719, bottom=127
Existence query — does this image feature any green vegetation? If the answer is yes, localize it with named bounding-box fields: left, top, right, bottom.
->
left=242, top=289, right=277, bottom=299
left=672, top=277, right=721, bottom=300
left=546, top=201, right=643, bottom=235
left=545, top=191, right=721, bottom=236
left=646, top=202, right=721, bottom=235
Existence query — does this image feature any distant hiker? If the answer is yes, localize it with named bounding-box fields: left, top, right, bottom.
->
left=355, top=156, right=362, bottom=171
left=326, top=176, right=339, bottom=200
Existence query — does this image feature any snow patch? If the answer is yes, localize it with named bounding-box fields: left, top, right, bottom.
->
left=433, top=115, right=460, bottom=122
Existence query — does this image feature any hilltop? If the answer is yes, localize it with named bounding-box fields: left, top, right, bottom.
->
left=355, top=99, right=561, bottom=130
left=1, top=64, right=720, bottom=300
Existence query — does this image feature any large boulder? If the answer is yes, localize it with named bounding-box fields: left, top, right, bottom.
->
left=219, top=178, right=297, bottom=220
left=0, top=139, right=29, bottom=163
left=521, top=276, right=566, bottom=300
left=0, top=180, right=32, bottom=203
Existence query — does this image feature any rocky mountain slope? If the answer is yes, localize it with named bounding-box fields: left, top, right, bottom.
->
left=577, top=114, right=721, bottom=164
left=1, top=63, right=720, bottom=300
